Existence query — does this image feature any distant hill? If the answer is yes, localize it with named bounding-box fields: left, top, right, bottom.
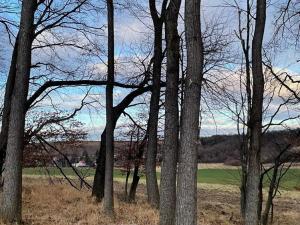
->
left=199, top=129, right=300, bottom=164
left=24, top=129, right=300, bottom=166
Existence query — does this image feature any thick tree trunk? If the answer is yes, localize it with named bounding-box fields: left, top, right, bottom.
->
left=145, top=0, right=165, bottom=208
left=244, top=1, right=266, bottom=225
left=0, top=0, right=35, bottom=223
left=159, top=0, right=181, bottom=224
left=103, top=0, right=115, bottom=215
left=0, top=38, right=19, bottom=181
left=175, top=0, right=204, bottom=224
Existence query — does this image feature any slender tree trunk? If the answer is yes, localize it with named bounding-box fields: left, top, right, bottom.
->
left=103, top=0, right=115, bottom=214
left=124, top=135, right=134, bottom=197
left=145, top=0, right=165, bottom=208
left=124, top=169, right=130, bottom=197
left=0, top=0, right=35, bottom=223
left=240, top=1, right=251, bottom=218
left=159, top=0, right=181, bottom=224
left=262, top=164, right=278, bottom=225
left=92, top=86, right=152, bottom=201
left=92, top=129, right=106, bottom=201
left=0, top=37, right=19, bottom=181
left=245, top=1, right=266, bottom=225
left=175, top=0, right=204, bottom=224
left=128, top=164, right=140, bottom=202
left=258, top=175, right=263, bottom=221
left=128, top=136, right=147, bottom=202
left=240, top=144, right=248, bottom=219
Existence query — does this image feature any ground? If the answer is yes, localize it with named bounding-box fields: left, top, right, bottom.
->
left=1, top=165, right=300, bottom=225
left=1, top=173, right=300, bottom=225
left=23, top=165, right=300, bottom=190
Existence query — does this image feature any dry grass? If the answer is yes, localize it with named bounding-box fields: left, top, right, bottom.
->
left=197, top=163, right=240, bottom=170
left=156, top=163, right=240, bottom=172
left=0, top=177, right=299, bottom=225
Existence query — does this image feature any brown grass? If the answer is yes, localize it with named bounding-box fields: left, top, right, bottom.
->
left=0, top=177, right=299, bottom=225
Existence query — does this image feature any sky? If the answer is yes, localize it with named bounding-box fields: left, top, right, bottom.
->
left=0, top=0, right=300, bottom=140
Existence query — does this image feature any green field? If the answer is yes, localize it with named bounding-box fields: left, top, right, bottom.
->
left=23, top=167, right=300, bottom=191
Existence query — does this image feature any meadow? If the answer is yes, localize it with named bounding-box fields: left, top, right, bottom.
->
left=23, top=166, right=300, bottom=191
left=1, top=165, right=299, bottom=224
left=1, top=177, right=299, bottom=225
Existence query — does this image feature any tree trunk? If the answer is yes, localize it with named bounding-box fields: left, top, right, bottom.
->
left=240, top=1, right=251, bottom=219
left=258, top=175, right=264, bottom=222
left=240, top=152, right=247, bottom=220
left=92, top=129, right=106, bottom=201
left=124, top=169, right=130, bottom=197
left=92, top=86, right=153, bottom=201
left=145, top=0, right=165, bottom=208
left=175, top=0, right=204, bottom=224
left=0, top=0, right=35, bottom=223
left=244, top=1, right=266, bottom=225
left=159, top=0, right=181, bottom=224
left=128, top=164, right=140, bottom=202
left=0, top=37, right=19, bottom=181
left=128, top=136, right=147, bottom=202
left=103, top=0, right=115, bottom=215
left=262, top=164, right=279, bottom=225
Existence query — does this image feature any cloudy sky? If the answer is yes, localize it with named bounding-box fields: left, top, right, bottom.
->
left=0, top=0, right=299, bottom=140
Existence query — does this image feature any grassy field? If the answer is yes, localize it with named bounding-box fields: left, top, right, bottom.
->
left=1, top=178, right=299, bottom=225
left=23, top=167, right=300, bottom=191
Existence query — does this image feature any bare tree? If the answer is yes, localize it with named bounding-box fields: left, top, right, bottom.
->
left=159, top=0, right=181, bottom=224
left=115, top=118, right=147, bottom=202
left=233, top=1, right=253, bottom=218
left=92, top=70, right=154, bottom=202
left=0, top=0, right=36, bottom=222
left=145, top=0, right=167, bottom=208
left=259, top=132, right=300, bottom=225
left=0, top=40, right=17, bottom=179
left=0, top=0, right=102, bottom=181
left=244, top=1, right=266, bottom=225
left=275, top=0, right=300, bottom=47
left=175, top=0, right=204, bottom=224
left=103, top=0, right=115, bottom=215
left=23, top=109, right=91, bottom=190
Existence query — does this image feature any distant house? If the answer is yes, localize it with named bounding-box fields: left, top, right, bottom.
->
left=72, top=160, right=88, bottom=168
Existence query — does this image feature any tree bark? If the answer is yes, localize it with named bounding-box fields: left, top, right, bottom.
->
left=159, top=0, right=181, bottom=224
left=175, top=0, right=204, bottom=224
left=240, top=1, right=251, bottom=219
left=145, top=0, right=166, bottom=208
left=0, top=36, right=19, bottom=181
left=92, top=129, right=107, bottom=201
left=0, top=0, right=35, bottom=223
left=244, top=1, right=266, bottom=225
left=103, top=0, right=115, bottom=215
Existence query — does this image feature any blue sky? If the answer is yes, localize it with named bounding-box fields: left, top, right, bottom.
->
left=0, top=0, right=300, bottom=140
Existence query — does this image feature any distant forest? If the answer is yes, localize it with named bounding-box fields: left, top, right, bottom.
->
left=23, top=129, right=300, bottom=167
